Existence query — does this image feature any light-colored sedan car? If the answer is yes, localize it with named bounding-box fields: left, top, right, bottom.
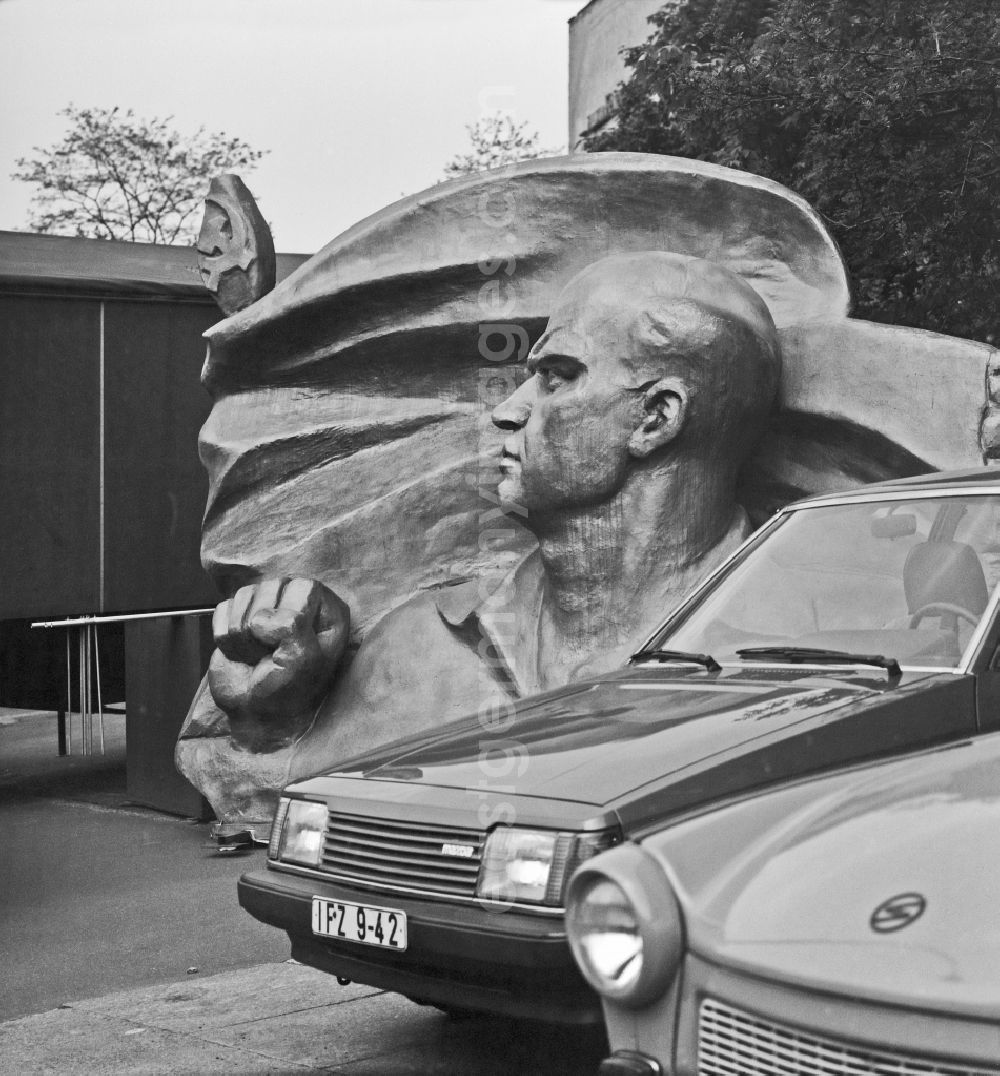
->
left=567, top=731, right=1000, bottom=1074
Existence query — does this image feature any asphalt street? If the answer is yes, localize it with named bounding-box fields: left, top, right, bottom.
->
left=0, top=709, right=288, bottom=1021
left=0, top=709, right=608, bottom=1073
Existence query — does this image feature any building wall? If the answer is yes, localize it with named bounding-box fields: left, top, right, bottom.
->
left=0, top=230, right=307, bottom=621
left=0, top=231, right=307, bottom=710
left=568, top=0, right=673, bottom=147
left=0, top=253, right=217, bottom=620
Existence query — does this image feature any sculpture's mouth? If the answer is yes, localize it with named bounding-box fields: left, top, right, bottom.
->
left=499, top=447, right=521, bottom=473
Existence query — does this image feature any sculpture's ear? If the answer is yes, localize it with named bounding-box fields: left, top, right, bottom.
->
left=628, top=377, right=688, bottom=459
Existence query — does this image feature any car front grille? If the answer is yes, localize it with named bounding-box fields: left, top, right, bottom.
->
left=699, top=999, right=999, bottom=1076
left=320, top=811, right=484, bottom=899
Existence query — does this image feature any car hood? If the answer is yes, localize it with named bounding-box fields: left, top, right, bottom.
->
left=298, top=667, right=963, bottom=815
left=648, top=732, right=1000, bottom=1018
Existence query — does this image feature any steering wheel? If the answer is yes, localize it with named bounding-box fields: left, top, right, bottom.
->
left=909, top=602, right=979, bottom=628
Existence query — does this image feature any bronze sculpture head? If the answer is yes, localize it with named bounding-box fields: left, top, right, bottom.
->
left=493, top=252, right=781, bottom=528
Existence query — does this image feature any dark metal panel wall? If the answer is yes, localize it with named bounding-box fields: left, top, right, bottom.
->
left=103, top=301, right=217, bottom=611
left=125, top=615, right=212, bottom=817
left=0, top=291, right=220, bottom=621
left=0, top=296, right=101, bottom=618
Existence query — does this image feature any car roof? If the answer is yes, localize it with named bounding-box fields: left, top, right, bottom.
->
left=789, top=465, right=1000, bottom=509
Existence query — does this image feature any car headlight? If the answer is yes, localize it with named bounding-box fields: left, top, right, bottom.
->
left=476, top=827, right=619, bottom=906
left=566, top=843, right=684, bottom=1008
left=269, top=797, right=328, bottom=868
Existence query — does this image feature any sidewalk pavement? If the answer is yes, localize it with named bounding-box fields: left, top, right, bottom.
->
left=0, top=961, right=411, bottom=1075
left=0, top=960, right=600, bottom=1075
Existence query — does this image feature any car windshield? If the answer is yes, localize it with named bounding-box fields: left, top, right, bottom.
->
left=656, top=493, right=1000, bottom=670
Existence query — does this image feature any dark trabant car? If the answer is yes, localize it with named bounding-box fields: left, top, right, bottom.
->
left=567, top=731, right=1000, bottom=1074
left=239, top=467, right=1000, bottom=1024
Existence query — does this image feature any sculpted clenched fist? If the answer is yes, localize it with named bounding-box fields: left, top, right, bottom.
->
left=208, top=577, right=350, bottom=751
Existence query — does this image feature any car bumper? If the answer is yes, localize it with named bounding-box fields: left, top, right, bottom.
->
left=239, top=866, right=601, bottom=1023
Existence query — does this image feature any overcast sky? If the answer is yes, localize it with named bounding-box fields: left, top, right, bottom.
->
left=0, top=0, right=589, bottom=253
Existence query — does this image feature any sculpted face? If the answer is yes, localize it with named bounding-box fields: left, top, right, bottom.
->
left=491, top=252, right=780, bottom=520
left=491, top=285, right=652, bottom=514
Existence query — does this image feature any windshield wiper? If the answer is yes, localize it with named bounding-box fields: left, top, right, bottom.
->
left=736, top=646, right=901, bottom=678
left=630, top=648, right=721, bottom=672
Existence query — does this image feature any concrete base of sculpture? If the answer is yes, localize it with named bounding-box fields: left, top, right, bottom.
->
left=179, top=732, right=290, bottom=835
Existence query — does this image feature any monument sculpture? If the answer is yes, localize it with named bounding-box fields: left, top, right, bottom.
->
left=176, top=153, right=997, bottom=837
left=195, top=174, right=275, bottom=317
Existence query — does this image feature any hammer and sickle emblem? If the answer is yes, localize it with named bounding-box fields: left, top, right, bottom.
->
left=196, top=174, right=276, bottom=316
left=197, top=192, right=254, bottom=293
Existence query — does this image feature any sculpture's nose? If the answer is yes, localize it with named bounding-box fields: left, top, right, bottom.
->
left=492, top=378, right=533, bottom=431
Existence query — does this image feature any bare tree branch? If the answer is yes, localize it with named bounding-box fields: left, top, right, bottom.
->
left=11, top=105, right=269, bottom=245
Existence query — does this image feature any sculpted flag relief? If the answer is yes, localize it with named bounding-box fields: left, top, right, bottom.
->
left=177, top=154, right=997, bottom=835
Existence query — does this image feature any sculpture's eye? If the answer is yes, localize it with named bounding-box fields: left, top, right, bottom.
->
left=537, top=362, right=579, bottom=392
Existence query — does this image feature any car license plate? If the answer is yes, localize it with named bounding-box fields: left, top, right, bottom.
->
left=312, top=897, right=407, bottom=951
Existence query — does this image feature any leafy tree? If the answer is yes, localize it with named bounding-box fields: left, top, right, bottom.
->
left=588, top=0, right=1000, bottom=342
left=12, top=105, right=268, bottom=245
left=444, top=112, right=553, bottom=178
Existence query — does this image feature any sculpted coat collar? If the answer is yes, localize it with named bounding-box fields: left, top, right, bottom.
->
left=431, top=507, right=752, bottom=698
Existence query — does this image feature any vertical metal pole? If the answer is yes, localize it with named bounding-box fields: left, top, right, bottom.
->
left=77, top=628, right=83, bottom=755
left=95, top=304, right=106, bottom=754
left=76, top=629, right=81, bottom=755
left=94, top=623, right=105, bottom=755
left=99, top=302, right=106, bottom=616
left=79, top=627, right=89, bottom=755
left=64, top=628, right=72, bottom=755
left=85, top=625, right=93, bottom=754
